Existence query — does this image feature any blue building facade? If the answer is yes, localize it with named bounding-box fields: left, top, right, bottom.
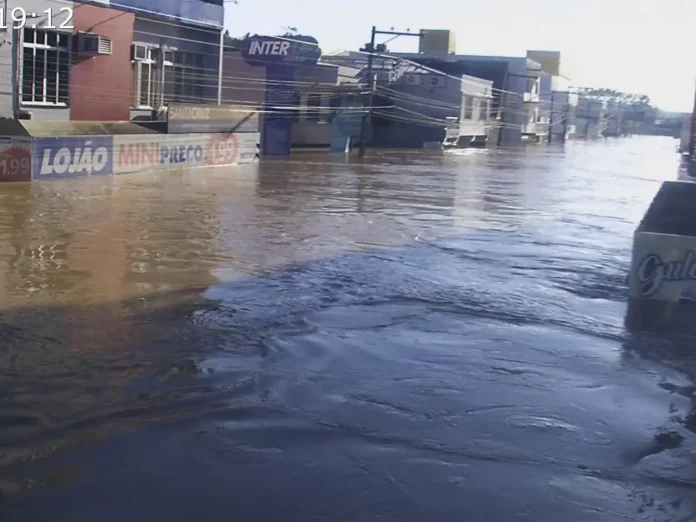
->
left=395, top=54, right=537, bottom=144
left=112, top=0, right=225, bottom=119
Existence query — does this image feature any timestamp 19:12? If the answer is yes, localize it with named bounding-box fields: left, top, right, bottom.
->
left=0, top=7, right=75, bottom=30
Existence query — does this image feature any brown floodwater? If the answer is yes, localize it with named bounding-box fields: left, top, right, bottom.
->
left=0, top=137, right=695, bottom=522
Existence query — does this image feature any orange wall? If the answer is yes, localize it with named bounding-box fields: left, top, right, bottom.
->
left=71, top=5, right=135, bottom=121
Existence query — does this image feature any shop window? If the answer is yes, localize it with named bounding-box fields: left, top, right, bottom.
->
left=132, top=46, right=206, bottom=109
left=21, top=28, right=70, bottom=105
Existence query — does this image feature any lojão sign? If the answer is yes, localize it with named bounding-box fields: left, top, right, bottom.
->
left=33, top=136, right=113, bottom=178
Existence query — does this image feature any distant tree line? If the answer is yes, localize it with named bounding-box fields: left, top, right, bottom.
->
left=223, top=30, right=248, bottom=50
left=577, top=88, right=652, bottom=107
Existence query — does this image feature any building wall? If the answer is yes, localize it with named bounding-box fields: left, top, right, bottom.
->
left=526, top=50, right=572, bottom=80
left=537, top=74, right=552, bottom=134
left=459, top=75, right=492, bottom=138
left=130, top=16, right=221, bottom=120
left=221, top=51, right=266, bottom=107
left=372, top=71, right=490, bottom=147
left=1, top=0, right=222, bottom=122
left=392, top=53, right=531, bottom=144
left=111, top=0, right=224, bottom=29
left=499, top=57, right=528, bottom=144
left=549, top=90, right=572, bottom=136
left=292, top=64, right=340, bottom=147
left=222, top=54, right=350, bottom=148
left=71, top=5, right=135, bottom=121
left=295, top=63, right=338, bottom=84
left=574, top=97, right=606, bottom=139
left=0, top=0, right=75, bottom=121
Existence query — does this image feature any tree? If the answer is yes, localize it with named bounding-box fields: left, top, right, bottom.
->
left=579, top=87, right=652, bottom=108
left=223, top=30, right=248, bottom=50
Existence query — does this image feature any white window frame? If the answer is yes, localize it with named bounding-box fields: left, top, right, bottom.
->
left=20, top=28, right=71, bottom=107
left=132, top=46, right=206, bottom=109
left=132, top=46, right=169, bottom=110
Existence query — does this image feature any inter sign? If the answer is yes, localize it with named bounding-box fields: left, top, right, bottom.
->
left=241, top=34, right=321, bottom=67
left=248, top=40, right=290, bottom=56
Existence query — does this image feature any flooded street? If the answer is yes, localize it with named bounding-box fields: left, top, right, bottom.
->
left=1, top=136, right=695, bottom=521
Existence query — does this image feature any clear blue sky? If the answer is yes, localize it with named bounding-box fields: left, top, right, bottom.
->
left=225, top=0, right=695, bottom=113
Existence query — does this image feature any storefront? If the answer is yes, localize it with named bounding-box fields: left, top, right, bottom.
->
left=0, top=0, right=224, bottom=123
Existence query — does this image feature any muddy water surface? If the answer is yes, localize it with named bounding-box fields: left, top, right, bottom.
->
left=0, top=137, right=695, bottom=522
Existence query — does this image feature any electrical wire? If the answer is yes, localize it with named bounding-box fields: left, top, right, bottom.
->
left=2, top=46, right=558, bottom=122
left=17, top=3, right=628, bottom=111
left=127, top=29, right=559, bottom=110
left=66, top=0, right=224, bottom=29
left=3, top=25, right=586, bottom=132
left=20, top=21, right=565, bottom=114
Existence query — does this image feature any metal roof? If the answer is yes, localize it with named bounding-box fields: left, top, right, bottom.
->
left=320, top=53, right=437, bottom=76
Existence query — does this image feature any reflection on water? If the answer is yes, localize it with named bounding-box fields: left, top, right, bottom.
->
left=0, top=138, right=695, bottom=522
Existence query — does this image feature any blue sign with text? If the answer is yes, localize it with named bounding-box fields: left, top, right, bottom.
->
left=241, top=35, right=321, bottom=67
left=33, top=136, right=114, bottom=179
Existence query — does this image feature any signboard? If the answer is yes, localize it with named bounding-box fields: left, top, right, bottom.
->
left=167, top=104, right=260, bottom=134
left=168, top=104, right=258, bottom=123
left=32, top=136, right=114, bottom=179
left=241, top=35, right=321, bottom=67
left=333, top=102, right=363, bottom=137
left=423, top=74, right=447, bottom=88
left=0, top=136, right=33, bottom=182
left=331, top=102, right=367, bottom=152
left=240, top=34, right=322, bottom=156
left=629, top=232, right=696, bottom=302
left=113, top=132, right=259, bottom=175
left=404, top=74, right=421, bottom=86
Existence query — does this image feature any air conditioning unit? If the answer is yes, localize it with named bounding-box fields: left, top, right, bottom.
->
left=76, top=32, right=112, bottom=56
left=404, top=74, right=421, bottom=86
left=131, top=43, right=148, bottom=60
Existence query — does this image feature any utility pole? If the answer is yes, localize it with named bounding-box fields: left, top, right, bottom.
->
left=217, top=30, right=224, bottom=105
left=358, top=26, right=376, bottom=158
left=496, top=72, right=509, bottom=147
left=547, top=91, right=554, bottom=144
left=689, top=82, right=696, bottom=177
left=357, top=26, right=422, bottom=158
left=158, top=41, right=167, bottom=110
